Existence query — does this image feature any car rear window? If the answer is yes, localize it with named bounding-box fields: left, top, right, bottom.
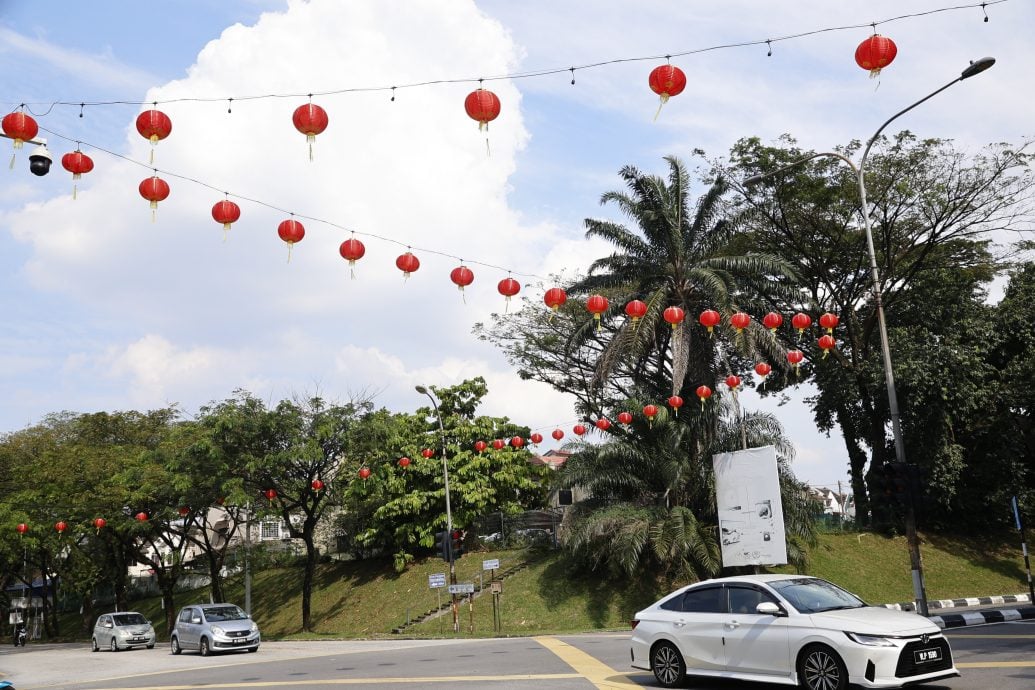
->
left=202, top=606, right=248, bottom=621
left=113, top=613, right=147, bottom=626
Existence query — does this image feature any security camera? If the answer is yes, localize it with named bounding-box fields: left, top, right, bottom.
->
left=29, top=144, right=52, bottom=176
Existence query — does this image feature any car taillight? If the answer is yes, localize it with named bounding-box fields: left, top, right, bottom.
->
left=630, top=619, right=640, bottom=630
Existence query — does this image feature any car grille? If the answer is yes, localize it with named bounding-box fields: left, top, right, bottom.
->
left=228, top=630, right=249, bottom=638
left=895, top=637, right=953, bottom=677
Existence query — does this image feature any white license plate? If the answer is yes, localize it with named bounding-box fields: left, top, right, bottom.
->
left=233, top=638, right=247, bottom=644
left=914, top=647, right=941, bottom=664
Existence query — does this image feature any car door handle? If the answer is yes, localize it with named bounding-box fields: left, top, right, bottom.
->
left=725, top=620, right=740, bottom=629
left=673, top=620, right=687, bottom=628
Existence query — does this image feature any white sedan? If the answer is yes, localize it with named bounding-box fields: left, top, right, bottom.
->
left=630, top=574, right=958, bottom=689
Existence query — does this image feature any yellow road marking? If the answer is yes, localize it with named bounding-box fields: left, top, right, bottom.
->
left=75, top=674, right=582, bottom=690
left=958, top=661, right=1035, bottom=668
left=534, top=635, right=644, bottom=689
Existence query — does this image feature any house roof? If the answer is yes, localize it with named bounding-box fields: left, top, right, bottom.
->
left=531, top=449, right=571, bottom=469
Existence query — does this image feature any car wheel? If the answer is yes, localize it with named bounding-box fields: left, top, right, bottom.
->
left=199, top=637, right=210, bottom=657
left=797, top=643, right=848, bottom=690
left=91, top=637, right=99, bottom=652
left=248, top=646, right=258, bottom=653
left=147, top=644, right=155, bottom=649
left=110, top=637, right=119, bottom=652
left=650, top=641, right=687, bottom=688
left=170, top=636, right=181, bottom=655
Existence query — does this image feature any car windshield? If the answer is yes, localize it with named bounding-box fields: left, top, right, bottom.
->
left=768, top=578, right=867, bottom=614
left=202, top=605, right=248, bottom=621
left=112, top=613, right=147, bottom=626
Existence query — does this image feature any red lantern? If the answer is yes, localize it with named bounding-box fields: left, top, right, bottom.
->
left=855, top=35, right=898, bottom=78
left=55, top=521, right=67, bottom=534
left=277, top=219, right=305, bottom=262
left=763, top=312, right=783, bottom=332
left=791, top=312, right=812, bottom=338
left=551, top=428, right=564, bottom=441
left=358, top=467, right=371, bottom=480
left=726, top=375, right=742, bottom=391
left=263, top=489, right=277, bottom=500
left=586, top=295, right=609, bottom=331
left=643, top=404, right=658, bottom=428
left=663, top=306, right=685, bottom=330
left=421, top=448, right=435, bottom=459
left=573, top=424, right=587, bottom=436
left=511, top=436, right=525, bottom=449
left=530, top=432, right=543, bottom=445
left=292, top=103, right=329, bottom=160
left=93, top=517, right=107, bottom=531
left=464, top=89, right=501, bottom=131
left=625, top=300, right=647, bottom=324
left=696, top=385, right=712, bottom=408
left=595, top=418, right=611, bottom=431
left=135, top=108, right=172, bottom=164
left=2, top=110, right=39, bottom=151
left=139, top=175, right=170, bottom=222
left=61, top=149, right=94, bottom=199
left=396, top=252, right=420, bottom=279
left=135, top=512, right=148, bottom=522
left=311, top=479, right=325, bottom=491
left=699, top=309, right=721, bottom=335
left=617, top=411, right=633, bottom=425
left=474, top=440, right=488, bottom=453
left=339, top=237, right=366, bottom=277
left=787, top=349, right=805, bottom=374
left=178, top=506, right=190, bottom=517
left=544, top=287, right=567, bottom=314
left=818, top=334, right=836, bottom=358
left=730, top=312, right=751, bottom=333
left=450, top=265, right=475, bottom=298
left=819, top=313, right=840, bottom=334
left=398, top=456, right=411, bottom=469
left=15, top=523, right=28, bottom=535
left=492, top=439, right=505, bottom=450
left=667, top=395, right=683, bottom=412
left=648, top=64, right=687, bottom=119
left=498, top=277, right=521, bottom=309
left=211, top=199, right=241, bottom=238
left=754, top=362, right=772, bottom=378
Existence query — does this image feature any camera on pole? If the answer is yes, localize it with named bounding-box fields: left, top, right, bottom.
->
left=28, top=144, right=52, bottom=176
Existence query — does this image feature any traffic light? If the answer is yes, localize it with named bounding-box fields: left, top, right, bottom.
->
left=434, top=530, right=450, bottom=561
left=450, top=529, right=465, bottom=560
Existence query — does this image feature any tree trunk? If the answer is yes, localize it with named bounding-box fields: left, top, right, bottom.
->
left=158, top=576, right=177, bottom=635
left=81, top=590, right=95, bottom=635
left=301, top=535, right=317, bottom=632
left=836, top=405, right=871, bottom=525
left=207, top=554, right=225, bottom=603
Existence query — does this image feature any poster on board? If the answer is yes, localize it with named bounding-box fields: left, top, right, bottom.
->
left=712, top=445, right=787, bottom=567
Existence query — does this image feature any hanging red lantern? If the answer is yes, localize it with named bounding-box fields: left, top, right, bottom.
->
left=135, top=512, right=148, bottom=522
left=617, top=411, right=633, bottom=425
left=93, top=517, right=107, bottom=532
left=492, top=439, right=505, bottom=450
left=396, top=251, right=420, bottom=279
left=819, top=313, right=840, bottom=334
left=450, top=265, right=475, bottom=297
left=464, top=88, right=501, bottom=131
left=3, top=110, right=39, bottom=153
left=544, top=287, right=567, bottom=315
left=730, top=312, right=751, bottom=333
left=573, top=424, right=587, bottom=436
left=398, top=456, right=411, bottom=469
left=551, top=428, right=564, bottom=441
left=791, top=312, right=812, bottom=338
left=668, top=396, right=684, bottom=414
left=586, top=295, right=609, bottom=331
left=595, top=418, right=611, bottom=431
left=663, top=306, right=685, bottom=330
left=818, top=334, right=837, bottom=358
left=421, top=448, right=435, bottom=459
left=726, top=375, right=742, bottom=391
left=643, top=404, right=658, bottom=428
left=339, top=237, right=366, bottom=278
left=855, top=35, right=898, bottom=78
left=699, top=309, right=721, bottom=335
left=474, top=440, right=488, bottom=453
left=787, top=349, right=805, bottom=374
left=625, top=300, right=647, bottom=324
left=178, top=506, right=190, bottom=517
left=55, top=521, right=67, bottom=534
left=498, top=277, right=521, bottom=309
left=292, top=102, right=329, bottom=160
left=311, top=479, right=325, bottom=491
left=211, top=199, right=241, bottom=237
left=139, top=175, right=170, bottom=222
left=358, top=467, right=372, bottom=480
left=696, top=385, right=713, bottom=409
left=648, top=64, right=687, bottom=119
left=511, top=436, right=525, bottom=449
left=263, top=489, right=277, bottom=500
left=135, top=108, right=172, bottom=164
left=215, top=497, right=226, bottom=506
left=277, top=219, right=305, bottom=261
left=60, top=149, right=94, bottom=200
left=530, top=432, right=543, bottom=445
left=754, top=362, right=772, bottom=378
left=15, top=523, right=28, bottom=535
left=763, top=312, right=783, bottom=332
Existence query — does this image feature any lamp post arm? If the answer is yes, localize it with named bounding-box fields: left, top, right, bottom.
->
left=744, top=151, right=857, bottom=187
left=859, top=77, right=961, bottom=172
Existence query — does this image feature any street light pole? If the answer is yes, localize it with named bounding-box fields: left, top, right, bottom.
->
left=415, top=384, right=459, bottom=633
left=743, top=57, right=995, bottom=618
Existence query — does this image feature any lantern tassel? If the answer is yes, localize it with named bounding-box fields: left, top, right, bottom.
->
left=307, top=134, right=315, bottom=162
left=149, top=147, right=155, bottom=166
left=72, top=184, right=78, bottom=201
left=287, top=242, right=294, bottom=264
left=8, top=152, right=15, bottom=170
left=505, top=295, right=510, bottom=314
left=485, top=136, right=491, bottom=158
left=349, top=262, right=356, bottom=280
left=223, top=227, right=229, bottom=243
left=652, top=94, right=670, bottom=123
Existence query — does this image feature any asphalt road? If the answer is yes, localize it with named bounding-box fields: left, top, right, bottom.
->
left=1, top=620, right=1032, bottom=690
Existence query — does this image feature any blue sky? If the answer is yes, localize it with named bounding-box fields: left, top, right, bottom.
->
left=2, top=0, right=1032, bottom=490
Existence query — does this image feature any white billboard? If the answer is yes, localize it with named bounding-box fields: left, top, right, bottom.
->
left=713, top=445, right=787, bottom=567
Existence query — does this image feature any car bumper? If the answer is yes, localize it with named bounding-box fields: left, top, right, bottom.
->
left=118, top=636, right=156, bottom=647
left=847, top=636, right=959, bottom=687
left=212, top=633, right=260, bottom=650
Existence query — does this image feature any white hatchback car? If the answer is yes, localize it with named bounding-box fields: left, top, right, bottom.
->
left=631, top=574, right=958, bottom=689
left=91, top=612, right=156, bottom=652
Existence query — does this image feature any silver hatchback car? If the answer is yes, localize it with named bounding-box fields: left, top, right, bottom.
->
left=170, top=603, right=260, bottom=656
left=91, top=612, right=156, bottom=652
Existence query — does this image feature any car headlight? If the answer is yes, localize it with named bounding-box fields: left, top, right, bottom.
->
left=117, top=629, right=131, bottom=637
left=845, top=631, right=898, bottom=647
left=211, top=625, right=225, bottom=636
left=250, top=622, right=259, bottom=633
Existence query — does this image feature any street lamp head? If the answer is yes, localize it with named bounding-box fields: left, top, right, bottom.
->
left=415, top=385, right=428, bottom=395
left=960, top=57, right=995, bottom=80
left=742, top=174, right=764, bottom=188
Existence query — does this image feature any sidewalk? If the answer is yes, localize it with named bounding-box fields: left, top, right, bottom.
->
left=881, top=593, right=1035, bottom=629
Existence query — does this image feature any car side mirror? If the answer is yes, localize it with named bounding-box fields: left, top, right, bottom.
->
left=756, top=602, right=785, bottom=616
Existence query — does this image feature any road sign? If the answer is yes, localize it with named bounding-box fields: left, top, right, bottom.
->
left=448, top=583, right=475, bottom=594
left=428, top=573, right=447, bottom=589
left=482, top=558, right=500, bottom=570
left=490, top=581, right=503, bottom=594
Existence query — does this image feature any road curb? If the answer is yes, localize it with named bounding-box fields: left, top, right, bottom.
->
left=881, top=593, right=1031, bottom=612
left=930, top=606, right=1035, bottom=629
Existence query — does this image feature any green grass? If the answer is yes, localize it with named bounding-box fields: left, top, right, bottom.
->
left=54, top=530, right=1033, bottom=641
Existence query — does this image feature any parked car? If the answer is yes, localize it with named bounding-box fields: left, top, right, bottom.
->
left=170, top=603, right=260, bottom=656
left=630, top=574, right=958, bottom=690
left=91, top=612, right=156, bottom=652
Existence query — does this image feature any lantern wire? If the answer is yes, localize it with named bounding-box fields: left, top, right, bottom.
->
left=5, top=1, right=1009, bottom=113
